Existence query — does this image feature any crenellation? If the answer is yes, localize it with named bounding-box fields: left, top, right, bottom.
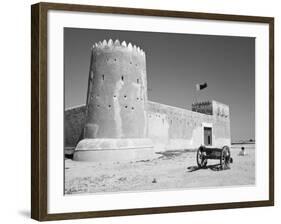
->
left=107, top=38, right=113, bottom=46
left=92, top=39, right=145, bottom=58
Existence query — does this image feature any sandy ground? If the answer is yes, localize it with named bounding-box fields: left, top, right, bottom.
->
left=65, top=144, right=255, bottom=194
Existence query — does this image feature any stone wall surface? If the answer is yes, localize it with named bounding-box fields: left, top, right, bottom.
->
left=147, top=101, right=231, bottom=150
left=64, top=105, right=86, bottom=147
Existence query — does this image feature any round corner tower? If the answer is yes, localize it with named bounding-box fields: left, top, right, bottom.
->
left=74, top=39, right=154, bottom=162
left=85, top=39, right=148, bottom=138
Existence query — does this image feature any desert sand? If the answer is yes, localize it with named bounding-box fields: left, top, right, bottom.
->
left=65, top=144, right=255, bottom=194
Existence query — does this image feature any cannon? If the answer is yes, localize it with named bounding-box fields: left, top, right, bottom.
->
left=196, top=145, right=233, bottom=170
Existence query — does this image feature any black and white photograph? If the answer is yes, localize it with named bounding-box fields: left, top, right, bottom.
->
left=64, top=28, right=255, bottom=194
left=28, top=2, right=274, bottom=221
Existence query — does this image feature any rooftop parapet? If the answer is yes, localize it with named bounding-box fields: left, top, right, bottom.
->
left=192, top=100, right=230, bottom=118
left=192, top=101, right=213, bottom=115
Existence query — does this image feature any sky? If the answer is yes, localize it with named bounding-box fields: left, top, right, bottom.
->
left=64, top=28, right=255, bottom=142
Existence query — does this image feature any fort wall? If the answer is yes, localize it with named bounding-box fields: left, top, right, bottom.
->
left=65, top=100, right=231, bottom=150
left=147, top=101, right=230, bottom=150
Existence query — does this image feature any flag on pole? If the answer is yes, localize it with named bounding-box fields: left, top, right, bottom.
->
left=196, top=82, right=208, bottom=91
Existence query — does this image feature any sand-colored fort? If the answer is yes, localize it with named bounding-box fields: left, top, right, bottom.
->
left=65, top=39, right=231, bottom=162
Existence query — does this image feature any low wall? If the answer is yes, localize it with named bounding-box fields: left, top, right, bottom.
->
left=64, top=105, right=86, bottom=147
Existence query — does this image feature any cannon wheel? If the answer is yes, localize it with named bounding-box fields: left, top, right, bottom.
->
left=197, top=146, right=207, bottom=168
left=220, top=146, right=231, bottom=169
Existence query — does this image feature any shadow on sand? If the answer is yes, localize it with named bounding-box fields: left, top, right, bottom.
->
left=187, top=164, right=229, bottom=172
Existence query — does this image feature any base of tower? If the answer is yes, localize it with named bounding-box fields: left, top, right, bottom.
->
left=73, top=138, right=157, bottom=162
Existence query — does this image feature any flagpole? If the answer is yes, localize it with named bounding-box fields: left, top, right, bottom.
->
left=194, top=87, right=198, bottom=104
left=194, top=84, right=198, bottom=112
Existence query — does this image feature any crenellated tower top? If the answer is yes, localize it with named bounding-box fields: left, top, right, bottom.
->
left=92, top=39, right=145, bottom=57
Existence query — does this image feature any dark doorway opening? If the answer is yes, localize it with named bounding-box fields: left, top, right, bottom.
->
left=204, top=127, right=212, bottom=146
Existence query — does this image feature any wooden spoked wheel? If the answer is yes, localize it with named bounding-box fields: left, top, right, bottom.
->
left=220, top=146, right=231, bottom=169
left=196, top=146, right=208, bottom=168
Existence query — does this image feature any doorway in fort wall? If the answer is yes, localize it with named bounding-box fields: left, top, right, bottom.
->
left=202, top=123, right=213, bottom=146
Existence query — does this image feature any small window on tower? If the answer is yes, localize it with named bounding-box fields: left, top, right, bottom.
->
left=102, top=74, right=104, bottom=81
left=137, top=78, right=139, bottom=84
left=121, top=76, right=124, bottom=81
